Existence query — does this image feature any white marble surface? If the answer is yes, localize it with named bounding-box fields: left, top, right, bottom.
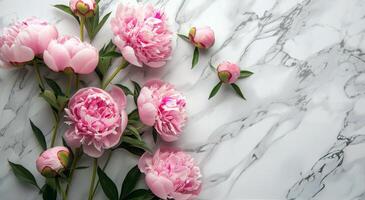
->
left=1, top=0, right=365, bottom=199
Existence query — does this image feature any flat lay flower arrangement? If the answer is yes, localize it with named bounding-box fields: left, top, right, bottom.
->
left=1, top=0, right=253, bottom=199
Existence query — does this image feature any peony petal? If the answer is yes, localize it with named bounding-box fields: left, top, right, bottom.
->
left=109, top=85, right=127, bottom=110
left=146, top=61, right=166, bottom=68
left=70, top=48, right=98, bottom=74
left=159, top=133, right=179, bottom=142
left=10, top=44, right=34, bottom=63
left=43, top=51, right=59, bottom=72
left=120, top=110, right=128, bottom=135
left=83, top=142, right=104, bottom=158
left=137, top=152, right=153, bottom=173
left=38, top=25, right=58, bottom=53
left=145, top=173, right=174, bottom=200
left=63, top=128, right=82, bottom=148
left=138, top=102, right=157, bottom=126
left=121, top=46, right=142, bottom=67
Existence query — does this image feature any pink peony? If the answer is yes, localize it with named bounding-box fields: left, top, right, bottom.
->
left=217, top=61, right=240, bottom=83
left=43, top=35, right=99, bottom=74
left=138, top=148, right=202, bottom=200
left=36, top=146, right=70, bottom=178
left=111, top=3, right=172, bottom=68
left=0, top=17, right=58, bottom=66
left=188, top=26, right=215, bottom=49
left=64, top=86, right=128, bottom=157
left=137, top=80, right=186, bottom=142
left=69, top=0, right=97, bottom=18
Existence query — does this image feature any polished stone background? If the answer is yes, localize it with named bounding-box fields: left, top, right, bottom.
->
left=1, top=0, right=365, bottom=199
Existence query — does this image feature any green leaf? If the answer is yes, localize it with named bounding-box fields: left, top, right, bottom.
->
left=42, top=182, right=57, bottom=200
left=152, top=128, right=158, bottom=144
left=177, top=34, right=189, bottom=41
left=97, top=167, right=119, bottom=200
left=132, top=81, right=141, bottom=105
left=40, top=90, right=60, bottom=110
left=53, top=4, right=79, bottom=23
left=75, top=166, right=89, bottom=170
left=118, top=142, right=145, bottom=156
left=29, top=120, right=47, bottom=150
left=116, top=84, right=134, bottom=96
left=102, top=51, right=122, bottom=58
left=231, top=83, right=246, bottom=100
left=208, top=81, right=223, bottom=99
left=122, top=189, right=154, bottom=200
left=121, top=136, right=151, bottom=153
left=120, top=166, right=141, bottom=200
left=96, top=41, right=117, bottom=80
left=94, top=12, right=111, bottom=37
left=128, top=109, right=139, bottom=121
left=191, top=47, right=199, bottom=69
left=45, top=78, right=65, bottom=97
left=126, top=126, right=142, bottom=141
left=239, top=70, right=253, bottom=79
left=57, top=95, right=69, bottom=110
left=8, top=161, right=40, bottom=190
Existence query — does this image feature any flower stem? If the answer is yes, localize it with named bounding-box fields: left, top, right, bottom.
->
left=56, top=177, right=67, bottom=200
left=65, top=72, right=74, bottom=97
left=75, top=74, right=79, bottom=90
left=50, top=111, right=59, bottom=147
left=101, top=58, right=129, bottom=89
left=88, top=158, right=98, bottom=200
left=65, top=148, right=81, bottom=198
left=33, top=60, right=45, bottom=90
left=79, top=16, right=85, bottom=42
left=90, top=151, right=113, bottom=198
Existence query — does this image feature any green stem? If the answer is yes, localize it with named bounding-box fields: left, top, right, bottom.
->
left=56, top=178, right=67, bottom=200
left=75, top=74, right=79, bottom=90
left=65, top=148, right=81, bottom=198
left=79, top=16, right=85, bottom=42
left=50, top=111, right=59, bottom=147
left=66, top=72, right=74, bottom=97
left=88, top=159, right=98, bottom=200
left=90, top=151, right=113, bottom=198
left=34, top=60, right=45, bottom=89
left=101, top=59, right=129, bottom=89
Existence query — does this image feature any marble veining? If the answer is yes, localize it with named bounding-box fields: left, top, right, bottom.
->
left=1, top=0, right=365, bottom=199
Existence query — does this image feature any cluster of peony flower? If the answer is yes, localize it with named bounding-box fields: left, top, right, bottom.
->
left=2, top=1, right=211, bottom=200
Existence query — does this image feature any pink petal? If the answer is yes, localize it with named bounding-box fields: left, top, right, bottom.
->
left=109, top=85, right=127, bottom=110
left=70, top=48, right=98, bottom=74
left=146, top=61, right=166, bottom=68
left=10, top=44, right=34, bottom=63
left=160, top=133, right=179, bottom=142
left=63, top=128, right=81, bottom=148
left=120, top=110, right=128, bottom=135
left=38, top=25, right=58, bottom=53
left=43, top=51, right=58, bottom=72
left=83, top=142, right=104, bottom=158
left=138, top=102, right=157, bottom=126
left=145, top=173, right=174, bottom=199
left=138, top=152, right=153, bottom=173
left=121, top=46, right=142, bottom=67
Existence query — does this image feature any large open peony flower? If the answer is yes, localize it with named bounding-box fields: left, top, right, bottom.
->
left=138, top=148, right=202, bottom=200
left=111, top=3, right=172, bottom=68
left=64, top=87, right=128, bottom=157
left=137, top=80, right=187, bottom=142
left=43, top=35, right=99, bottom=74
left=0, top=17, right=58, bottom=66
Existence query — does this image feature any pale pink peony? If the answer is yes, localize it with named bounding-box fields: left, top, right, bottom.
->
left=217, top=61, right=240, bottom=83
left=36, top=146, right=70, bottom=178
left=64, top=86, right=128, bottom=157
left=43, top=36, right=99, bottom=74
left=0, top=17, right=58, bottom=66
left=188, top=26, right=215, bottom=49
left=137, top=80, right=186, bottom=142
left=138, top=148, right=202, bottom=200
left=70, top=0, right=97, bottom=18
left=111, top=3, right=172, bottom=68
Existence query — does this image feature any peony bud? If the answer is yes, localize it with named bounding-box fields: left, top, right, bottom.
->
left=70, top=0, right=97, bottom=18
left=36, top=146, right=70, bottom=178
left=217, top=61, right=240, bottom=83
left=188, top=26, right=215, bottom=49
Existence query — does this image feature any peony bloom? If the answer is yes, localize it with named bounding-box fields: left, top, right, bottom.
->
left=36, top=146, right=70, bottom=178
left=188, top=26, right=215, bottom=49
left=137, top=80, right=186, bottom=142
left=0, top=17, right=58, bottom=66
left=43, top=36, right=99, bottom=74
left=64, top=86, right=128, bottom=157
left=111, top=3, right=172, bottom=68
left=70, top=0, right=97, bottom=18
left=138, top=148, right=202, bottom=200
left=217, top=61, right=240, bottom=84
